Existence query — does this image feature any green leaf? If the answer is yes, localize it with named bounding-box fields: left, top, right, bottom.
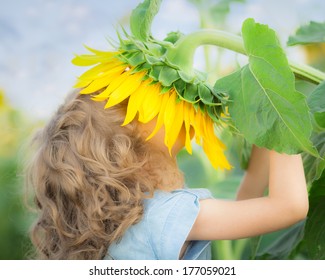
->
left=236, top=135, right=252, bottom=170
left=215, top=19, right=317, bottom=156
left=309, top=170, right=325, bottom=198
left=130, top=0, right=162, bottom=41
left=158, top=66, right=180, bottom=87
left=308, top=81, right=325, bottom=129
left=304, top=172, right=325, bottom=259
left=255, top=222, right=305, bottom=260
left=303, top=132, right=325, bottom=184
left=288, top=21, right=325, bottom=46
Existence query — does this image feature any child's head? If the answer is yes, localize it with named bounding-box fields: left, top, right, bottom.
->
left=26, top=91, right=183, bottom=259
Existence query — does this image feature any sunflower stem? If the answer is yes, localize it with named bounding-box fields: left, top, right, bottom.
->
left=166, top=30, right=245, bottom=73
left=165, top=29, right=325, bottom=84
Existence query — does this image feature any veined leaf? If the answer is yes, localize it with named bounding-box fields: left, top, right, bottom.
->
left=130, top=0, right=162, bottom=41
left=308, top=81, right=325, bottom=129
left=255, top=221, right=305, bottom=260
left=288, top=21, right=325, bottom=46
left=303, top=132, right=325, bottom=184
left=215, top=18, right=317, bottom=156
left=304, top=172, right=325, bottom=259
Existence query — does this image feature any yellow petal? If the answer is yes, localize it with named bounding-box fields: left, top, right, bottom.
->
left=163, top=91, right=177, bottom=152
left=138, top=83, right=161, bottom=123
left=72, top=55, right=100, bottom=66
left=80, top=68, right=123, bottom=94
left=79, top=60, right=125, bottom=81
left=200, top=116, right=230, bottom=169
left=104, top=71, right=145, bottom=109
left=193, top=109, right=204, bottom=145
left=165, top=99, right=184, bottom=154
left=122, top=79, right=151, bottom=126
left=203, top=140, right=231, bottom=170
left=204, top=117, right=225, bottom=151
left=74, top=79, right=92, bottom=89
left=72, top=50, right=118, bottom=66
left=146, top=92, right=170, bottom=140
left=90, top=70, right=131, bottom=101
left=183, top=102, right=193, bottom=154
left=84, top=46, right=117, bottom=56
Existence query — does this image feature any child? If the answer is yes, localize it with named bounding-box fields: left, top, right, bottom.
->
left=25, top=88, right=308, bottom=260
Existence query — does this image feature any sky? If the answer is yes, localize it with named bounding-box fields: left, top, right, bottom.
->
left=1, top=0, right=325, bottom=120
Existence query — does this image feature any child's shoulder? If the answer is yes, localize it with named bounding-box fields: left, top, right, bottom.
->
left=145, top=187, right=212, bottom=206
left=143, top=187, right=213, bottom=220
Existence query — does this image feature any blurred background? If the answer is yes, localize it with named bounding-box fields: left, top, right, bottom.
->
left=1, top=0, right=324, bottom=259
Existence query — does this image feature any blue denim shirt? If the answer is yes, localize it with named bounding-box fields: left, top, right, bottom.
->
left=104, top=188, right=212, bottom=260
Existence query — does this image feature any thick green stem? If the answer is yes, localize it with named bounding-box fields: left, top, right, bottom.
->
left=166, top=29, right=325, bottom=84
left=166, top=30, right=245, bottom=73
left=290, top=61, right=325, bottom=84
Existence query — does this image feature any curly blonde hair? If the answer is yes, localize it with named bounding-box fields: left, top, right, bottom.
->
left=25, top=92, right=183, bottom=259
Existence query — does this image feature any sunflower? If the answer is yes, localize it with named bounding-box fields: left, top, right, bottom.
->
left=72, top=46, right=231, bottom=170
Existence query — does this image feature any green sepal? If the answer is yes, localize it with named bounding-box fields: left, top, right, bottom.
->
left=137, top=62, right=152, bottom=71
left=194, top=70, right=208, bottom=83
left=173, top=79, right=186, bottom=96
left=148, top=65, right=163, bottom=80
left=206, top=105, right=222, bottom=123
left=145, top=54, right=163, bottom=65
left=161, top=86, right=172, bottom=94
left=184, top=83, right=199, bottom=103
left=178, top=70, right=195, bottom=83
left=164, top=31, right=184, bottom=44
left=125, top=51, right=146, bottom=66
left=158, top=66, right=180, bottom=87
left=130, top=0, right=162, bottom=41
left=198, top=101, right=206, bottom=112
left=198, top=84, right=214, bottom=104
left=131, top=62, right=151, bottom=74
